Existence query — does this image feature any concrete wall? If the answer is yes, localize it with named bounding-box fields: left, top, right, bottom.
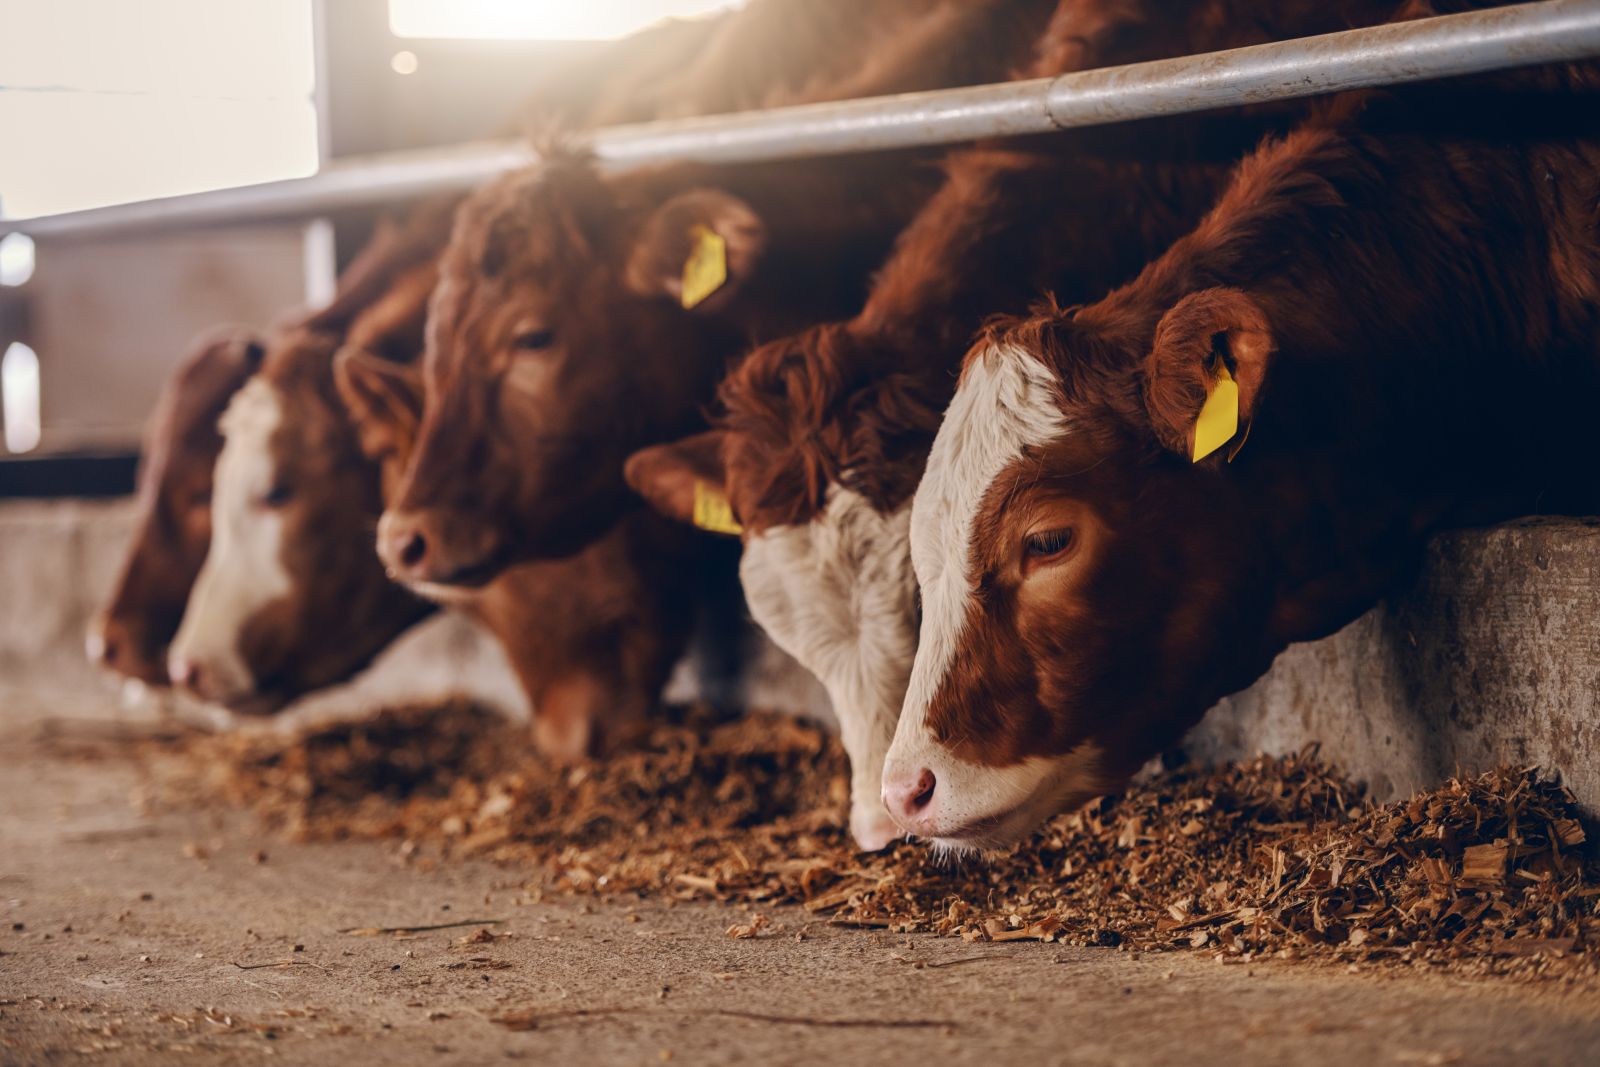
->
left=0, top=499, right=1593, bottom=814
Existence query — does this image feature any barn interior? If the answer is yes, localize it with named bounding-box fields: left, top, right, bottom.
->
left=3, top=2, right=1600, bottom=1064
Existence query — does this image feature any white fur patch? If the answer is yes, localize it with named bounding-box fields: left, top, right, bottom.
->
left=739, top=488, right=916, bottom=850
left=168, top=378, right=291, bottom=704
left=885, top=342, right=1071, bottom=842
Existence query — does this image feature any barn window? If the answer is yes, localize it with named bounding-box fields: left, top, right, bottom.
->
left=0, top=0, right=318, bottom=220
left=2, top=342, right=42, bottom=454
left=388, top=0, right=744, bottom=41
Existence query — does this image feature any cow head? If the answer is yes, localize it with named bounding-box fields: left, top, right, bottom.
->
left=167, top=326, right=431, bottom=713
left=884, top=290, right=1284, bottom=851
left=625, top=322, right=944, bottom=851
left=379, top=154, right=768, bottom=588
left=89, top=328, right=265, bottom=687
left=343, top=340, right=696, bottom=763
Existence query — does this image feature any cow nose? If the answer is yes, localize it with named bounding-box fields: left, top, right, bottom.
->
left=397, top=530, right=427, bottom=568
left=883, top=766, right=937, bottom=822
left=86, top=624, right=112, bottom=667
left=377, top=512, right=431, bottom=577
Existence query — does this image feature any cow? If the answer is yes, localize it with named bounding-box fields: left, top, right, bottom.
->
left=161, top=206, right=457, bottom=712
left=624, top=0, right=1399, bottom=849
left=882, top=7, right=1600, bottom=852
left=335, top=346, right=702, bottom=760
left=86, top=328, right=264, bottom=687
left=163, top=221, right=700, bottom=757
left=374, top=0, right=1060, bottom=586
left=86, top=196, right=458, bottom=699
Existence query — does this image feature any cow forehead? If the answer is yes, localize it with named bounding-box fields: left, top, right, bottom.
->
left=908, top=343, right=1067, bottom=587
left=904, top=343, right=1068, bottom=730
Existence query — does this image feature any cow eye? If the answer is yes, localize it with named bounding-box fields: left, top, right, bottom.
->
left=259, top=484, right=294, bottom=509
left=188, top=488, right=212, bottom=511
left=512, top=328, right=555, bottom=351
left=1023, top=528, right=1073, bottom=563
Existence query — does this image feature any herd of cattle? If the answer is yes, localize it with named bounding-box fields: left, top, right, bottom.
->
left=85, top=0, right=1600, bottom=855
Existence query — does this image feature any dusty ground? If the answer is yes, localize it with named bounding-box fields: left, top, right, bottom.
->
left=4, top=713, right=1600, bottom=1066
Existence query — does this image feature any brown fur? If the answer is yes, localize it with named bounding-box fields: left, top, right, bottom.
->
left=925, top=4, right=1600, bottom=808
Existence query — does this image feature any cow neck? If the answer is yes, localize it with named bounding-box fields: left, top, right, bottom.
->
left=1087, top=104, right=1600, bottom=645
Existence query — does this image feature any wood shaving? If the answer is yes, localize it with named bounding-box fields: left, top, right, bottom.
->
left=145, top=702, right=1600, bottom=985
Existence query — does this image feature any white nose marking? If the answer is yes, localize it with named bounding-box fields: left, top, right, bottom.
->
left=167, top=377, right=292, bottom=703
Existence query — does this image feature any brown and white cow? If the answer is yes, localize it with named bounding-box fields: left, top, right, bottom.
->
left=87, top=328, right=265, bottom=687
left=625, top=0, right=1398, bottom=849
left=161, top=204, right=458, bottom=711
left=884, top=17, right=1600, bottom=851
left=165, top=321, right=436, bottom=714
left=375, top=0, right=1061, bottom=585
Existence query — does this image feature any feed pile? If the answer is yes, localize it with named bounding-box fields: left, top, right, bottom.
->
left=150, top=702, right=1599, bottom=982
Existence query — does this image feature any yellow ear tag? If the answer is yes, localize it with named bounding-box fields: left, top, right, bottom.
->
left=680, top=225, right=727, bottom=310
left=692, top=479, right=742, bottom=536
left=1190, top=360, right=1240, bottom=463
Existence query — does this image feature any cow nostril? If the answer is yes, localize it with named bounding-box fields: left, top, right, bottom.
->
left=99, top=637, right=119, bottom=667
left=909, top=768, right=936, bottom=813
left=398, top=530, right=428, bottom=569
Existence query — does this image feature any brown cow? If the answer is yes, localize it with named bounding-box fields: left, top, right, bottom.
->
left=87, top=328, right=264, bottom=685
left=336, top=346, right=701, bottom=759
left=625, top=0, right=1398, bottom=849
left=376, top=0, right=1059, bottom=584
left=884, top=7, right=1600, bottom=851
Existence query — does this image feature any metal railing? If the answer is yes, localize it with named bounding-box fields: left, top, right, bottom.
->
left=6, top=0, right=1600, bottom=240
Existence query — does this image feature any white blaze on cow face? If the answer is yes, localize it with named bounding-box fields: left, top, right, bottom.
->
left=168, top=378, right=291, bottom=708
left=884, top=342, right=1093, bottom=850
left=738, top=487, right=916, bottom=852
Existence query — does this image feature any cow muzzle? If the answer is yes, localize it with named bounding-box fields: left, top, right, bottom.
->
left=880, top=734, right=1096, bottom=852
left=376, top=508, right=508, bottom=589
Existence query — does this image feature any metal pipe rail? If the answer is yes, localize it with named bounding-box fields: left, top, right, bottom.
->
left=7, top=0, right=1600, bottom=240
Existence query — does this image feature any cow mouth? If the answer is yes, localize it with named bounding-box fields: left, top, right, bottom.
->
left=922, top=803, right=1033, bottom=853
left=402, top=543, right=513, bottom=591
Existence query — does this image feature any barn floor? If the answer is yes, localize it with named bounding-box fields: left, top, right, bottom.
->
left=3, top=715, right=1600, bottom=1066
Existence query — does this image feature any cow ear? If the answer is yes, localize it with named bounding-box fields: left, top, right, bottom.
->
left=622, top=189, right=766, bottom=312
left=1143, top=288, right=1274, bottom=462
left=624, top=430, right=735, bottom=530
left=333, top=347, right=423, bottom=465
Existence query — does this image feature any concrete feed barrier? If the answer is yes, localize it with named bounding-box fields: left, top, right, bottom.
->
left=1194, top=517, right=1600, bottom=809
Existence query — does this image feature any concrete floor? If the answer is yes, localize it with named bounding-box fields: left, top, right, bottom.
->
left=4, top=716, right=1600, bottom=1066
